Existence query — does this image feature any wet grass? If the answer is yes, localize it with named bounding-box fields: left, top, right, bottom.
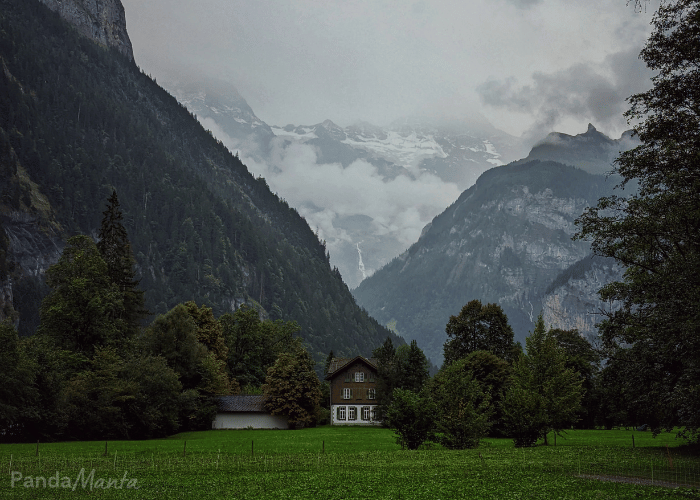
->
left=0, top=428, right=698, bottom=499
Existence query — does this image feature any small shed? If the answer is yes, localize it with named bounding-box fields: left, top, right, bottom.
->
left=212, top=395, right=289, bottom=430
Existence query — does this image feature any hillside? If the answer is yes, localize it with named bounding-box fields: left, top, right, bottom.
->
left=159, top=76, right=527, bottom=289
left=0, top=0, right=401, bottom=363
left=353, top=160, right=617, bottom=363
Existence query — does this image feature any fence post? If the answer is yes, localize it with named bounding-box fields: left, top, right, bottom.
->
left=322, top=440, right=325, bottom=454
left=104, top=441, right=108, bottom=456
left=632, top=434, right=635, bottom=448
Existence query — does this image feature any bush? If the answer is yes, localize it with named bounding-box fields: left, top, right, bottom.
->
left=386, top=388, right=435, bottom=450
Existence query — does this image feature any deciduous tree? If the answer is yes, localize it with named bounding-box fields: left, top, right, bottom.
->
left=443, top=300, right=516, bottom=365
left=262, top=341, right=322, bottom=429
left=38, top=235, right=122, bottom=355
left=575, top=0, right=700, bottom=440
left=430, top=357, right=493, bottom=449
left=385, top=388, right=436, bottom=450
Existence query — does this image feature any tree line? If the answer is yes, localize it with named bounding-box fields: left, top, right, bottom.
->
left=0, top=192, right=320, bottom=441
left=383, top=0, right=700, bottom=449
left=377, top=300, right=595, bottom=449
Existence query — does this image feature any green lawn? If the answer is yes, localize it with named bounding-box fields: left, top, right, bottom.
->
left=0, top=427, right=698, bottom=499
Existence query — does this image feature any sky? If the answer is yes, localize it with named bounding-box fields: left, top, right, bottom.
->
left=121, top=0, right=659, bottom=142
left=118, top=0, right=660, bottom=287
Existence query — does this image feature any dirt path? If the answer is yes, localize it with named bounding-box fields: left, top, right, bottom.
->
left=577, top=473, right=699, bottom=490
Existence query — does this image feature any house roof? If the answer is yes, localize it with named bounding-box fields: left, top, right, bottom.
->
left=216, top=395, right=269, bottom=413
left=325, top=356, right=378, bottom=380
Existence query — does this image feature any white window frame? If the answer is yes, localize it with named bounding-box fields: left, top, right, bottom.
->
left=348, top=407, right=357, bottom=421
left=343, top=388, right=352, bottom=400
left=362, top=406, right=371, bottom=421
left=337, top=406, right=346, bottom=421
left=368, top=388, right=376, bottom=400
left=355, top=372, right=364, bottom=382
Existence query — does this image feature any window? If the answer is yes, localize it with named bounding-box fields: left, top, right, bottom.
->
left=355, top=372, right=365, bottom=382
left=371, top=408, right=378, bottom=421
left=368, top=373, right=375, bottom=383
left=348, top=407, right=357, bottom=420
left=337, top=407, right=346, bottom=421
left=362, top=406, right=371, bottom=421
left=343, top=388, right=352, bottom=400
left=344, top=373, right=351, bottom=382
left=368, top=388, right=376, bottom=400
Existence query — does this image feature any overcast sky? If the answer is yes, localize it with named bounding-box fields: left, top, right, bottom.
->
left=121, top=0, right=658, bottom=141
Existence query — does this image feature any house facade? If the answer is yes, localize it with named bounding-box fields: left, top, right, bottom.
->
left=212, top=395, right=289, bottom=429
left=325, top=356, right=380, bottom=426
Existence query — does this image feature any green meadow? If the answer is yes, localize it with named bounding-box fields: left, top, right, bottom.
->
left=1, top=427, right=698, bottom=499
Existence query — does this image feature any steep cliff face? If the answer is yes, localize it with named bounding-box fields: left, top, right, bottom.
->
left=38, top=0, right=133, bottom=61
left=541, top=255, right=624, bottom=339
left=353, top=161, right=617, bottom=363
left=0, top=132, right=63, bottom=327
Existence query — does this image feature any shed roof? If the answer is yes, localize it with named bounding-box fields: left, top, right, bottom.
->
left=217, top=395, right=269, bottom=413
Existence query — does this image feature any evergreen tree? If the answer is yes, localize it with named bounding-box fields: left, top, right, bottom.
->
left=395, top=340, right=430, bottom=393
left=372, top=336, right=398, bottom=421
left=503, top=315, right=583, bottom=447
left=97, top=190, right=146, bottom=337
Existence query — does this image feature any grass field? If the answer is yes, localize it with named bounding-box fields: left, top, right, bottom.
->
left=0, top=427, right=698, bottom=499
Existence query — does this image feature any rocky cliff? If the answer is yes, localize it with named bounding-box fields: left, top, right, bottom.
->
left=541, top=254, right=624, bottom=339
left=38, top=0, right=133, bottom=61
left=353, top=160, right=617, bottom=364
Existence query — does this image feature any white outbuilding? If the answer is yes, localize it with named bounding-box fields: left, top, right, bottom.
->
left=212, top=395, right=289, bottom=430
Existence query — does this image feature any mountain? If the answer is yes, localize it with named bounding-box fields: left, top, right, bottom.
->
left=352, top=160, right=618, bottom=364
left=514, top=123, right=639, bottom=176
left=38, top=0, right=133, bottom=61
left=0, top=0, right=401, bottom=364
left=161, top=77, right=528, bottom=288
left=541, top=254, right=624, bottom=336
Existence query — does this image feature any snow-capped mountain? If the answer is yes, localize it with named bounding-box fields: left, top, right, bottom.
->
left=271, top=117, right=527, bottom=191
left=160, top=78, right=526, bottom=289
left=165, top=78, right=276, bottom=160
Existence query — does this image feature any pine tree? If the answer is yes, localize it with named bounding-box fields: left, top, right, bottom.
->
left=503, top=315, right=583, bottom=447
left=97, top=190, right=146, bottom=337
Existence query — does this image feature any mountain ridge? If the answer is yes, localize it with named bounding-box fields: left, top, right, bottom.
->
left=0, top=0, right=401, bottom=365
left=352, top=159, right=618, bottom=364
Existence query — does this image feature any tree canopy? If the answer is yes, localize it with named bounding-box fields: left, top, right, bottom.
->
left=575, top=0, right=700, bottom=440
left=443, top=300, right=517, bottom=365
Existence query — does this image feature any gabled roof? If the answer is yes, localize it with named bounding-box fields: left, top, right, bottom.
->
left=325, top=356, right=378, bottom=380
left=217, top=395, right=269, bottom=413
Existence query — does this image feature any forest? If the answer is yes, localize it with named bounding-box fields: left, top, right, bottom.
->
left=0, top=0, right=400, bottom=368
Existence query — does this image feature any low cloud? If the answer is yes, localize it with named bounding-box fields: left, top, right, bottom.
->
left=240, top=138, right=460, bottom=286
left=477, top=47, right=654, bottom=143
left=502, top=0, right=543, bottom=7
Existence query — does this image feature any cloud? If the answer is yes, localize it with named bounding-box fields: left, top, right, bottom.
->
left=239, top=137, right=460, bottom=286
left=477, top=46, right=654, bottom=142
left=502, top=0, right=543, bottom=7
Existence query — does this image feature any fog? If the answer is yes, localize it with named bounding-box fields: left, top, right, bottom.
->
left=122, top=0, right=658, bottom=138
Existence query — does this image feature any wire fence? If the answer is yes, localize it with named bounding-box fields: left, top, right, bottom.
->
left=575, top=449, right=700, bottom=489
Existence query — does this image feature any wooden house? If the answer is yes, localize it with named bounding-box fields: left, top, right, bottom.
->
left=325, top=356, right=380, bottom=426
